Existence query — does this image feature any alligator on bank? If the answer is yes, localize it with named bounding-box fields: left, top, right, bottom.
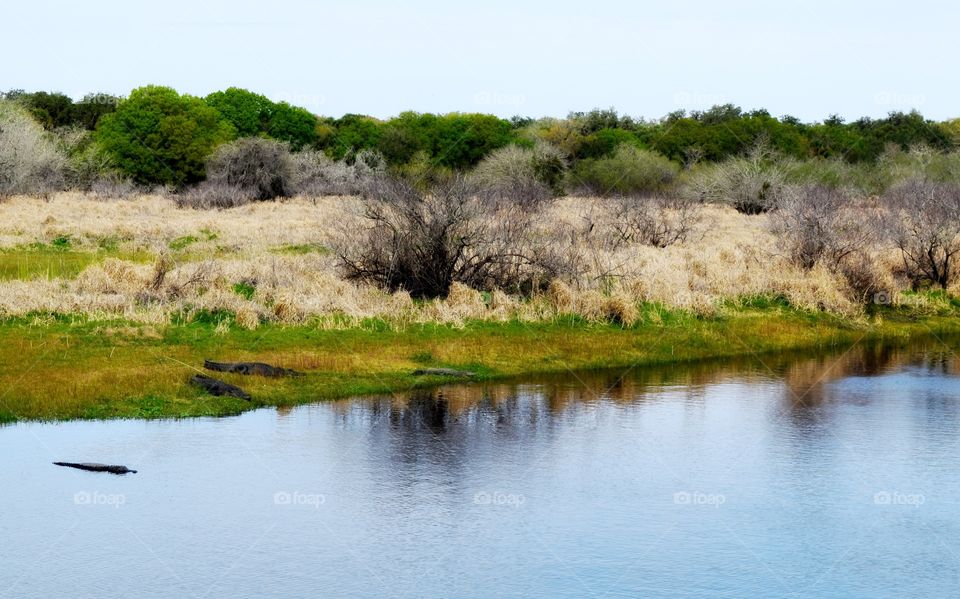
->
left=54, top=462, right=137, bottom=475
left=190, top=374, right=252, bottom=400
left=204, top=360, right=304, bottom=378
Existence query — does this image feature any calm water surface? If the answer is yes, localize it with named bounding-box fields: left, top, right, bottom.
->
left=2, top=342, right=960, bottom=598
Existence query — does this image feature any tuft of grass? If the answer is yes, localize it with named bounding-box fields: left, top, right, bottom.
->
left=169, top=235, right=200, bottom=251
left=271, top=243, right=331, bottom=256
left=232, top=281, right=256, bottom=300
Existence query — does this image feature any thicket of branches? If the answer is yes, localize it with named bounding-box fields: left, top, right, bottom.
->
left=336, top=175, right=552, bottom=298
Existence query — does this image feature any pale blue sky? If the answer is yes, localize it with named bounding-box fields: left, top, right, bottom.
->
left=3, top=0, right=957, bottom=121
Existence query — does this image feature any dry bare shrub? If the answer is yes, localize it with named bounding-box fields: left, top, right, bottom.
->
left=612, top=195, right=700, bottom=248
left=337, top=175, right=547, bottom=298
left=88, top=176, right=140, bottom=200
left=682, top=143, right=787, bottom=213
left=838, top=253, right=898, bottom=305
left=290, top=149, right=384, bottom=197
left=0, top=101, right=68, bottom=196
left=235, top=306, right=261, bottom=329
left=547, top=279, right=575, bottom=313
left=769, top=186, right=871, bottom=270
left=175, top=181, right=255, bottom=209
left=603, top=294, right=639, bottom=326
left=206, top=137, right=294, bottom=200
left=884, top=178, right=960, bottom=289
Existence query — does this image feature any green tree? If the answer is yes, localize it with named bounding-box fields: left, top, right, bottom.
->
left=327, top=114, right=383, bottom=160
left=204, top=87, right=273, bottom=137
left=267, top=102, right=318, bottom=150
left=70, top=93, right=120, bottom=130
left=96, top=86, right=235, bottom=185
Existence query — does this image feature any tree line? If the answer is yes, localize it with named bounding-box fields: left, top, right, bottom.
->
left=3, top=85, right=958, bottom=188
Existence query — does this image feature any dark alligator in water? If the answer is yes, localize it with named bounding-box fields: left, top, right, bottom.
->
left=190, top=374, right=252, bottom=400
left=412, top=368, right=477, bottom=378
left=54, top=462, right=137, bottom=475
left=204, top=360, right=304, bottom=378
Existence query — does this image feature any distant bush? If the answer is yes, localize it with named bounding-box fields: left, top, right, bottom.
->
left=571, top=144, right=678, bottom=196
left=469, top=142, right=567, bottom=206
left=884, top=178, right=960, bottom=289
left=0, top=101, right=68, bottom=196
left=682, top=144, right=787, bottom=213
left=206, top=137, right=293, bottom=200
left=338, top=175, right=545, bottom=297
left=611, top=195, right=700, bottom=248
left=770, top=186, right=869, bottom=270
left=175, top=182, right=255, bottom=209
left=3, top=90, right=119, bottom=130
left=96, top=86, right=236, bottom=186
left=205, top=88, right=318, bottom=150
left=289, top=149, right=384, bottom=196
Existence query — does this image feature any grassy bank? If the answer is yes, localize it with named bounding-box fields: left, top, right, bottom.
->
left=1, top=299, right=959, bottom=423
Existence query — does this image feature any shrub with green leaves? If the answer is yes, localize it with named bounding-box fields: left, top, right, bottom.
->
left=571, top=144, right=678, bottom=196
left=681, top=144, right=788, bottom=213
left=96, top=86, right=236, bottom=186
left=469, top=142, right=567, bottom=205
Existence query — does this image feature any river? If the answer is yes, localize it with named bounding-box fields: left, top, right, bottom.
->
left=2, top=341, right=959, bottom=598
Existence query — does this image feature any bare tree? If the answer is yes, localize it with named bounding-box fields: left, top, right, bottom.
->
left=611, top=195, right=700, bottom=248
left=337, top=175, right=548, bottom=297
left=885, top=178, right=960, bottom=289
left=769, top=185, right=870, bottom=270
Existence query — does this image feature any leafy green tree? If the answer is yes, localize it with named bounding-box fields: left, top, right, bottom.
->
left=267, top=102, right=318, bottom=150
left=96, top=86, right=235, bottom=185
left=71, top=93, right=120, bottom=130
left=204, top=88, right=273, bottom=137
left=327, top=114, right=383, bottom=160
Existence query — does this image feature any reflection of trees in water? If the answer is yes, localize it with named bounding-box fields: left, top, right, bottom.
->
left=309, top=335, right=960, bottom=468
left=777, top=339, right=960, bottom=434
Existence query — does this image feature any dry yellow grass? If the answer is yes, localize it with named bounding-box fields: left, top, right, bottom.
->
left=0, top=192, right=895, bottom=325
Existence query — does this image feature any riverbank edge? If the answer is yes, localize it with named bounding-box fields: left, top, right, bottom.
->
left=1, top=305, right=959, bottom=422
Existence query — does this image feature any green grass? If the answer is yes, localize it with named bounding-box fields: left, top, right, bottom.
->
left=270, top=243, right=331, bottom=256
left=0, top=247, right=154, bottom=281
left=1, top=297, right=960, bottom=422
